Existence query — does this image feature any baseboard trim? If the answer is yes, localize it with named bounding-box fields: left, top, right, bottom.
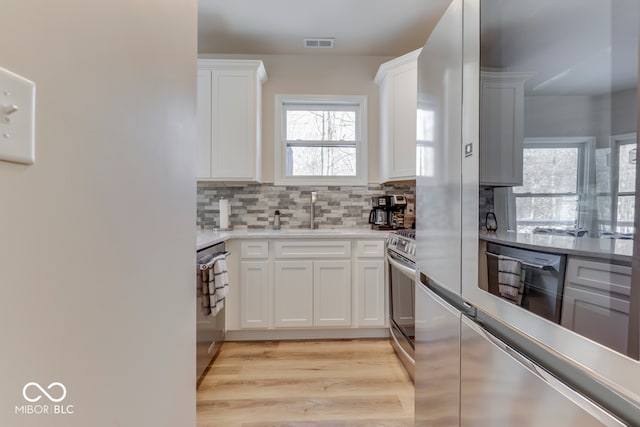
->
left=225, top=328, right=390, bottom=341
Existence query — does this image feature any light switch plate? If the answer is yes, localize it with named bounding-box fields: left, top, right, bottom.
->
left=0, top=67, right=35, bottom=164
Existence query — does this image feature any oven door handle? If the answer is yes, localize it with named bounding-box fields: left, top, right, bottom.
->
left=485, top=251, right=553, bottom=270
left=387, top=253, right=416, bottom=279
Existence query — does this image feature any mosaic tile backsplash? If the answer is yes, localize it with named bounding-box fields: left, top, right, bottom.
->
left=197, top=183, right=416, bottom=230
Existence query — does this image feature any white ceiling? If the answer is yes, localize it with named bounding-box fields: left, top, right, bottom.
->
left=198, top=0, right=452, bottom=56
left=198, top=0, right=637, bottom=95
left=481, top=0, right=638, bottom=95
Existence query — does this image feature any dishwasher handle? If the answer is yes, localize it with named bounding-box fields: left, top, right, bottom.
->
left=485, top=251, right=553, bottom=271
left=198, top=250, right=232, bottom=270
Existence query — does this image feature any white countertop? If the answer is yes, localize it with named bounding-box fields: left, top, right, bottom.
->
left=197, top=228, right=391, bottom=251
left=480, top=230, right=633, bottom=263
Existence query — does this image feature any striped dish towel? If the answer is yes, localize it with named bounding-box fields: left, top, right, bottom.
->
left=208, top=254, right=229, bottom=316
left=200, top=253, right=229, bottom=317
left=497, top=255, right=525, bottom=305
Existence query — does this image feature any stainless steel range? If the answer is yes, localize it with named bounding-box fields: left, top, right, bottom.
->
left=386, top=229, right=416, bottom=380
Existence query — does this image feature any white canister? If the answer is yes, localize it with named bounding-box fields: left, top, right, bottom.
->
left=219, top=198, right=230, bottom=230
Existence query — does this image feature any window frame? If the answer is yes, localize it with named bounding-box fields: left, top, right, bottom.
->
left=274, top=94, right=368, bottom=185
left=608, top=132, right=637, bottom=233
left=507, top=137, right=593, bottom=233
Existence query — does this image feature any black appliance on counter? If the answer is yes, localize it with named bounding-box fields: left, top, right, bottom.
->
left=368, top=195, right=407, bottom=230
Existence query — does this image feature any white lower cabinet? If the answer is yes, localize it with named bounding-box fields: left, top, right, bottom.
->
left=561, top=257, right=632, bottom=355
left=274, top=260, right=314, bottom=327
left=239, top=260, right=270, bottom=329
left=229, top=238, right=386, bottom=336
left=355, top=260, right=386, bottom=327
left=274, top=259, right=352, bottom=328
left=355, top=240, right=386, bottom=327
left=314, top=261, right=352, bottom=327
left=238, top=240, right=270, bottom=329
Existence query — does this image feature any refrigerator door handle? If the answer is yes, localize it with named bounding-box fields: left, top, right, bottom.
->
left=462, top=316, right=627, bottom=426
left=470, top=316, right=547, bottom=382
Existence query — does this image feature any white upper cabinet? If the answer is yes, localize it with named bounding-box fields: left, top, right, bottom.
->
left=197, top=59, right=267, bottom=182
left=375, top=49, right=421, bottom=183
left=479, top=71, right=529, bottom=187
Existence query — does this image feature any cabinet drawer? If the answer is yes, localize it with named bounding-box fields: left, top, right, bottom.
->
left=565, top=258, right=631, bottom=296
left=356, top=240, right=385, bottom=258
left=275, top=240, right=351, bottom=259
left=240, top=241, right=269, bottom=259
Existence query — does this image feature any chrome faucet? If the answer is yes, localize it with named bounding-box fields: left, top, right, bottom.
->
left=310, top=191, right=318, bottom=229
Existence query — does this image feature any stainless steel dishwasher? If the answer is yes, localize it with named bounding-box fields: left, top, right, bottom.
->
left=196, top=241, right=227, bottom=384
left=485, top=242, right=567, bottom=323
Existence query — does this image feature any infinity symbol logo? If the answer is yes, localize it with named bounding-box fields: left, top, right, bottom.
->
left=22, top=382, right=67, bottom=403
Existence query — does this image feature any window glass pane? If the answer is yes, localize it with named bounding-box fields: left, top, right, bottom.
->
left=417, top=145, right=434, bottom=178
left=616, top=195, right=635, bottom=233
left=513, top=147, right=578, bottom=194
left=515, top=195, right=579, bottom=232
left=618, top=143, right=636, bottom=193
left=286, top=110, right=356, bottom=141
left=417, top=109, right=434, bottom=142
left=595, top=148, right=611, bottom=193
left=285, top=145, right=356, bottom=176
left=597, top=195, right=612, bottom=221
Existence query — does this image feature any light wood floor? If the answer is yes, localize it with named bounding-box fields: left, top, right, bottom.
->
left=196, top=339, right=414, bottom=427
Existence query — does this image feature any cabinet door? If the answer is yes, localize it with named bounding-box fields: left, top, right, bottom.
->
left=356, top=260, right=385, bottom=326
left=377, top=50, right=420, bottom=183
left=274, top=261, right=313, bottom=327
left=479, top=73, right=526, bottom=186
left=561, top=258, right=632, bottom=355
left=196, top=69, right=212, bottom=178
left=561, top=287, right=630, bottom=355
left=239, top=260, right=270, bottom=329
left=388, top=65, right=418, bottom=180
left=211, top=68, right=258, bottom=180
left=314, top=260, right=352, bottom=327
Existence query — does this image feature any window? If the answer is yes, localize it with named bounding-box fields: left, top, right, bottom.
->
left=511, top=137, right=591, bottom=233
left=274, top=95, right=367, bottom=185
left=597, top=133, right=637, bottom=235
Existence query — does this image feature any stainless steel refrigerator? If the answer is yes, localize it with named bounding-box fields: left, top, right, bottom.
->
left=415, top=0, right=640, bottom=425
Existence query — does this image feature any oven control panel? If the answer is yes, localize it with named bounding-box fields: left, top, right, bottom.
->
left=387, top=230, right=416, bottom=262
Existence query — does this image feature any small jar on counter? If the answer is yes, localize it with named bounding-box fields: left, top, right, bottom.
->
left=273, top=210, right=281, bottom=230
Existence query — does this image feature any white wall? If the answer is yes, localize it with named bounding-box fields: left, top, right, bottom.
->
left=612, top=88, right=638, bottom=136
left=524, top=95, right=596, bottom=140
left=0, top=1, right=196, bottom=426
left=524, top=89, right=637, bottom=148
left=199, top=53, right=393, bottom=183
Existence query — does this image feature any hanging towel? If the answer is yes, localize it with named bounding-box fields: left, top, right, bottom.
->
left=208, top=253, right=229, bottom=316
left=199, top=253, right=229, bottom=317
left=497, top=255, right=525, bottom=305
left=198, top=267, right=212, bottom=316
left=199, top=258, right=215, bottom=316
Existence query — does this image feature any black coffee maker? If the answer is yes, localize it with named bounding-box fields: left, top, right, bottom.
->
left=369, top=195, right=407, bottom=230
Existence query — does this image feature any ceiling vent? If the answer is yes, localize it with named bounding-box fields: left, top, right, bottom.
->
left=304, top=38, right=335, bottom=49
